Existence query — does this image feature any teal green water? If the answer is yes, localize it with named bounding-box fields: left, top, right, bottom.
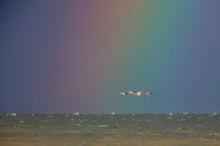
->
left=0, top=114, right=220, bottom=140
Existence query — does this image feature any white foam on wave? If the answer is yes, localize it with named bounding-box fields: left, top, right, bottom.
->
left=98, top=125, right=109, bottom=128
left=19, top=120, right=24, bottom=124
left=48, top=115, right=53, bottom=118
left=7, top=113, right=17, bottom=116
left=111, top=112, right=116, bottom=115
left=73, top=112, right=80, bottom=116
left=167, top=116, right=172, bottom=119
left=169, top=113, right=173, bottom=116
left=65, top=131, right=78, bottom=134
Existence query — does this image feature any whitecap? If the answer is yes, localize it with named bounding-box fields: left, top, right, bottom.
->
left=65, top=131, right=78, bottom=134
left=169, top=113, right=173, bottom=116
left=48, top=115, right=53, bottom=118
left=111, top=112, right=116, bottom=115
left=177, top=119, right=185, bottom=122
left=166, top=116, right=172, bottom=119
left=73, top=112, right=80, bottom=116
left=7, top=113, right=16, bottom=116
left=98, top=125, right=109, bottom=128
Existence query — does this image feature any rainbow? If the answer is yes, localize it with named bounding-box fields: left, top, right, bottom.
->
left=2, top=0, right=220, bottom=113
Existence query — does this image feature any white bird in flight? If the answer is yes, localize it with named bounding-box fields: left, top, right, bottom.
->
left=119, top=92, right=128, bottom=96
left=146, top=90, right=153, bottom=96
left=128, top=91, right=143, bottom=96
left=119, top=90, right=153, bottom=96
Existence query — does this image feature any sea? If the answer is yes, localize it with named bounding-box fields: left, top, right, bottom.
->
left=0, top=113, right=220, bottom=146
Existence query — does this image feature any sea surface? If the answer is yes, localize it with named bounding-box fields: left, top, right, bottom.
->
left=0, top=113, right=220, bottom=146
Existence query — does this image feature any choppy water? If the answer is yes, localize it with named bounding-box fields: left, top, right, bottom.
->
left=0, top=113, right=220, bottom=140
